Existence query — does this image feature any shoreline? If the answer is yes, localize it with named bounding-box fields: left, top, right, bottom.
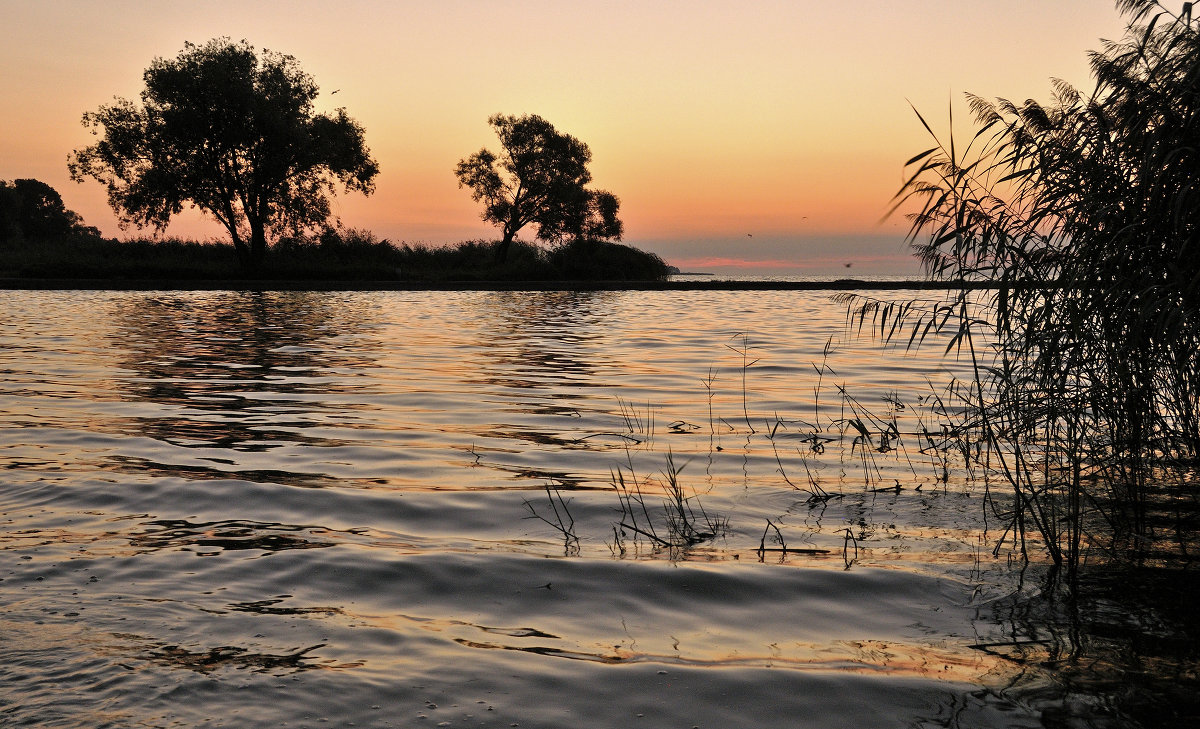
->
left=0, top=277, right=1014, bottom=292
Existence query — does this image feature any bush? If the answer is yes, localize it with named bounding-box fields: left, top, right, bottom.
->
left=548, top=239, right=671, bottom=281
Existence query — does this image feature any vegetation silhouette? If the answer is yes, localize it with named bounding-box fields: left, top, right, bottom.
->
left=69, top=37, right=378, bottom=270
left=0, top=178, right=99, bottom=243
left=0, top=209, right=668, bottom=282
left=6, top=43, right=669, bottom=282
left=854, top=0, right=1200, bottom=583
left=455, top=113, right=623, bottom=262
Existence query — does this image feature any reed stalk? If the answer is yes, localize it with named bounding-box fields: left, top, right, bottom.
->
left=850, top=0, right=1200, bottom=583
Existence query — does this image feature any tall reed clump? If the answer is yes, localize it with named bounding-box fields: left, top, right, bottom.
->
left=856, top=1, right=1200, bottom=582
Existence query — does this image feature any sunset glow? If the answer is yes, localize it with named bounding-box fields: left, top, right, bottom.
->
left=1, top=1, right=1128, bottom=272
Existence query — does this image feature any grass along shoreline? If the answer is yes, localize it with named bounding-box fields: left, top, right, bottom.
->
left=0, top=226, right=1030, bottom=292
left=0, top=230, right=672, bottom=284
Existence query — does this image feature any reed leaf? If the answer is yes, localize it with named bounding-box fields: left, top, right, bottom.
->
left=849, top=0, right=1200, bottom=584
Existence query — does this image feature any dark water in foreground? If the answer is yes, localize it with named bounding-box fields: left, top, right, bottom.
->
left=1, top=289, right=1194, bottom=728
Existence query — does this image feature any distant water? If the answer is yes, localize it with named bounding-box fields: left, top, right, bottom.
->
left=0, top=289, right=1186, bottom=728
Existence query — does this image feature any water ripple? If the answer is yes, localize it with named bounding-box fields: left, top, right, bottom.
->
left=0, top=289, right=1140, bottom=728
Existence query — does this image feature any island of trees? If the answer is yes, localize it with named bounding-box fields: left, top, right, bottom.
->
left=2, top=37, right=668, bottom=283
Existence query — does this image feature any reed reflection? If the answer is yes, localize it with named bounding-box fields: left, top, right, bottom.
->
left=108, top=291, right=374, bottom=452
left=974, top=566, right=1200, bottom=728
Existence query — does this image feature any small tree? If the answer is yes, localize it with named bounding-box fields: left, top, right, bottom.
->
left=0, top=179, right=96, bottom=243
left=455, top=113, right=623, bottom=262
left=70, top=38, right=379, bottom=269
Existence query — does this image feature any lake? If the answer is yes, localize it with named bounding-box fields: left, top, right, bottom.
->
left=0, top=288, right=1191, bottom=728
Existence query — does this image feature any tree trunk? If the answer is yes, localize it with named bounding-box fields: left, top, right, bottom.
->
left=224, top=221, right=252, bottom=269
left=495, top=229, right=515, bottom=263
left=248, top=219, right=267, bottom=271
left=233, top=240, right=252, bottom=269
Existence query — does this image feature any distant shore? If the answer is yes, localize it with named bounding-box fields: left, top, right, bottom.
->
left=0, top=277, right=1015, bottom=292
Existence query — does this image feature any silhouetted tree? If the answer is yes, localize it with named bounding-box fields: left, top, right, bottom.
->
left=0, top=185, right=15, bottom=243
left=455, top=114, right=623, bottom=262
left=582, top=190, right=624, bottom=241
left=0, top=178, right=98, bottom=243
left=69, top=38, right=378, bottom=269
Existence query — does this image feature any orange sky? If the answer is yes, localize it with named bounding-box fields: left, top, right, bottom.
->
left=0, top=1, right=1129, bottom=273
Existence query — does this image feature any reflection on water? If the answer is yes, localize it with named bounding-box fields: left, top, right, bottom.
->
left=128, top=518, right=340, bottom=554
left=470, top=290, right=612, bottom=394
left=140, top=641, right=355, bottom=674
left=0, top=289, right=1194, bottom=729
left=977, top=565, right=1200, bottom=729
left=108, top=292, right=376, bottom=452
left=228, top=597, right=344, bottom=616
left=103, top=454, right=390, bottom=491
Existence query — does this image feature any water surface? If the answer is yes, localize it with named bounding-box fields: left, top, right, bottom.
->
left=0, top=289, right=1182, bottom=728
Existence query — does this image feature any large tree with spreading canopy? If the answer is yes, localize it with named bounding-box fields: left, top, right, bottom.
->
left=70, top=37, right=378, bottom=268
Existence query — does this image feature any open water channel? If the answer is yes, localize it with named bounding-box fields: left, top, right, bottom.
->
left=1, top=288, right=1194, bottom=728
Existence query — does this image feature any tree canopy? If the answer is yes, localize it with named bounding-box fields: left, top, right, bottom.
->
left=455, top=114, right=623, bottom=262
left=69, top=37, right=379, bottom=268
left=0, top=178, right=98, bottom=243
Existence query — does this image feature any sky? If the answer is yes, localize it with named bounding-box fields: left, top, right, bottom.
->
left=1, top=1, right=1131, bottom=275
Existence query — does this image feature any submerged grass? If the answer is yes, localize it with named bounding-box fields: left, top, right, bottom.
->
left=610, top=451, right=729, bottom=556
left=527, top=445, right=735, bottom=559
left=523, top=486, right=580, bottom=555
left=523, top=333, right=981, bottom=561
